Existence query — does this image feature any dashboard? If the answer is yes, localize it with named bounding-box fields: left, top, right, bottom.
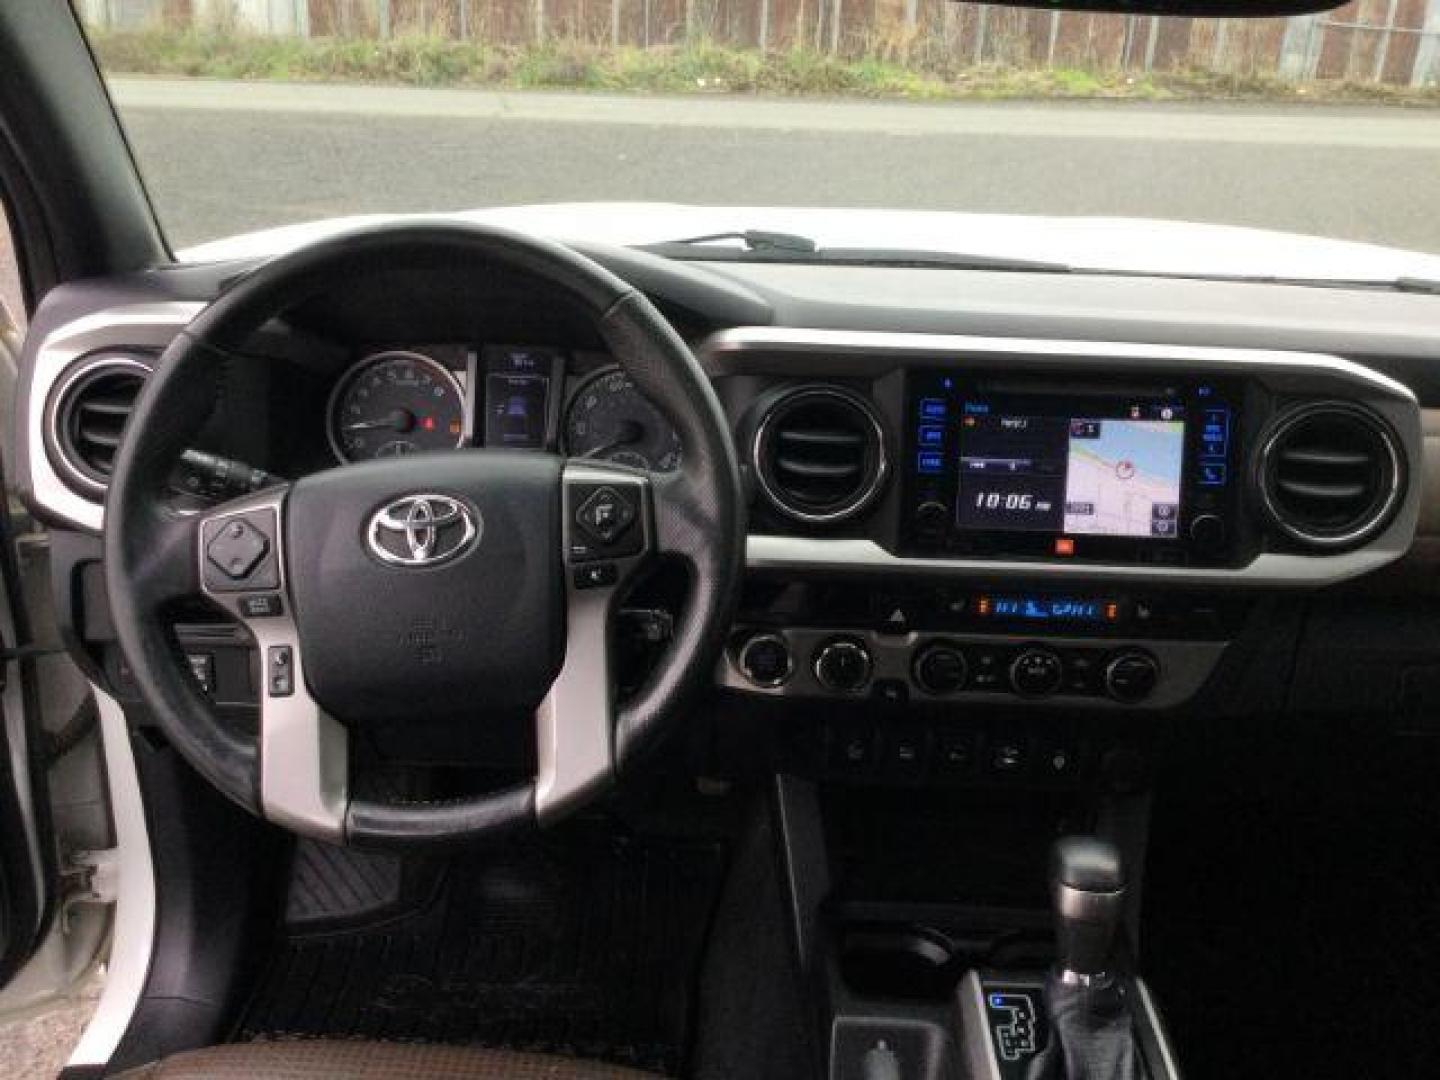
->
left=13, top=243, right=1440, bottom=791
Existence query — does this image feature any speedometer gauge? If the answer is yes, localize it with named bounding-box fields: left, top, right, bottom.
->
left=328, top=351, right=465, bottom=462
left=565, top=368, right=682, bottom=473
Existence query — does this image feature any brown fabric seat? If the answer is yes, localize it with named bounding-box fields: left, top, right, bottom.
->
left=112, top=1040, right=665, bottom=1079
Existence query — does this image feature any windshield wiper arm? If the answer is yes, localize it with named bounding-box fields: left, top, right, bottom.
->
left=657, top=229, right=820, bottom=254
left=639, top=232, right=1071, bottom=273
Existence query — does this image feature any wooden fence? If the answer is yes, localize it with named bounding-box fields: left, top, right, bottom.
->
left=79, top=0, right=1440, bottom=85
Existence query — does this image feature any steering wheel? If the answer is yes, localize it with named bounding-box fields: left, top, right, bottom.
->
left=103, top=223, right=744, bottom=846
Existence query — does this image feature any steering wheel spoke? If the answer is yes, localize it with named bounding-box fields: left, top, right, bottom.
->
left=536, top=463, right=655, bottom=822
left=197, top=487, right=349, bottom=842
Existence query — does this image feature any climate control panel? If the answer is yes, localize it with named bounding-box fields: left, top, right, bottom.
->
left=722, top=627, right=1219, bottom=710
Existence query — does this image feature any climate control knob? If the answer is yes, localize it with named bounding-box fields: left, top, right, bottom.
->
left=737, top=633, right=793, bottom=688
left=1009, top=647, right=1064, bottom=698
left=813, top=639, right=873, bottom=694
left=913, top=643, right=969, bottom=695
left=1104, top=651, right=1160, bottom=704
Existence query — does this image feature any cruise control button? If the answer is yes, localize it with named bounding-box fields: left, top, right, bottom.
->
left=206, top=519, right=269, bottom=580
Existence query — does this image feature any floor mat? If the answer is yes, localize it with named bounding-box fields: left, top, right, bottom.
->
left=240, top=824, right=727, bottom=1075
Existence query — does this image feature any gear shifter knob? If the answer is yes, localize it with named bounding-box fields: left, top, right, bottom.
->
left=1050, top=835, right=1126, bottom=982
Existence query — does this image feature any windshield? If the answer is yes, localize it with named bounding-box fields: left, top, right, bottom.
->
left=77, top=1, right=1440, bottom=280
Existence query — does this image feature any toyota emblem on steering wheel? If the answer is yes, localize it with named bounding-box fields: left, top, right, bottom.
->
left=367, top=494, right=480, bottom=567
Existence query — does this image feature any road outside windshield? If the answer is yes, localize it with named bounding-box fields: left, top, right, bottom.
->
left=74, top=1, right=1440, bottom=259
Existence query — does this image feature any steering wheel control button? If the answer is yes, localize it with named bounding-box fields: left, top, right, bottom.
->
left=202, top=512, right=280, bottom=592
left=738, top=633, right=792, bottom=688
left=814, top=639, right=873, bottom=694
left=1009, top=648, right=1064, bottom=698
left=186, top=654, right=215, bottom=694
left=207, top=519, right=268, bottom=580
left=573, top=562, right=619, bottom=590
left=266, top=645, right=295, bottom=698
left=1105, top=651, right=1161, bottom=704
left=914, top=643, right=968, bottom=695
left=568, top=481, right=644, bottom=561
left=577, top=486, right=636, bottom=543
left=239, top=594, right=284, bottom=618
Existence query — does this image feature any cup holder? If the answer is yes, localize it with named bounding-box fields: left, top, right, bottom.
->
left=838, top=925, right=967, bottom=1001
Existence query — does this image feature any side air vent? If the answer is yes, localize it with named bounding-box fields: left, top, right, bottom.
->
left=45, top=353, right=152, bottom=497
left=752, top=386, right=888, bottom=525
left=1258, top=402, right=1403, bottom=550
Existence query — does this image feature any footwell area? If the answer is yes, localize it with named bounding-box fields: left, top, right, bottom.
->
left=1143, top=712, right=1440, bottom=1079
left=240, top=823, right=726, bottom=1075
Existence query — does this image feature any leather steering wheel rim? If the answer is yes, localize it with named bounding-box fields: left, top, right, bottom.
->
left=104, top=221, right=744, bottom=846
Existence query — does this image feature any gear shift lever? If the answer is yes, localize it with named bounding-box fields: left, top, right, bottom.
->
left=1050, top=835, right=1126, bottom=984
left=1023, top=837, right=1145, bottom=1080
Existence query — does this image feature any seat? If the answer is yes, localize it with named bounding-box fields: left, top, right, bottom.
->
left=112, top=1040, right=664, bottom=1079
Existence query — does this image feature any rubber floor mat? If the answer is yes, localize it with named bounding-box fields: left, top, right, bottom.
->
left=239, top=826, right=727, bottom=1075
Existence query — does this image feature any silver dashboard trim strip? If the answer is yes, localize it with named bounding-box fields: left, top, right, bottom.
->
left=745, top=534, right=1404, bottom=587
left=697, top=326, right=1419, bottom=399
left=67, top=689, right=156, bottom=1068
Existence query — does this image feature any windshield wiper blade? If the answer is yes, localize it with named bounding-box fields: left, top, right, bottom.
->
left=639, top=233, right=1071, bottom=273
left=658, top=229, right=820, bottom=253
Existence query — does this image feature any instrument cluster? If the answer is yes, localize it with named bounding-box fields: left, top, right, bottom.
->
left=325, top=344, right=682, bottom=472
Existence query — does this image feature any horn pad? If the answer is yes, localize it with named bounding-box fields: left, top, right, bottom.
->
left=284, top=452, right=565, bottom=722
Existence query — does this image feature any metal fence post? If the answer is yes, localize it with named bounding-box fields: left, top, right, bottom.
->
left=974, top=6, right=988, bottom=65
left=378, top=0, right=391, bottom=39
left=1373, top=0, right=1400, bottom=81
left=1047, top=10, right=1061, bottom=66
left=1279, top=14, right=1321, bottom=80
left=1415, top=0, right=1440, bottom=86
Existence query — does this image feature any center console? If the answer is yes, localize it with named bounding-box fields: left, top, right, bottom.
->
left=700, top=329, right=1425, bottom=1080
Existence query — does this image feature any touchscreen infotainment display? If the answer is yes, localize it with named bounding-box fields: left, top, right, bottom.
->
left=956, top=404, right=1186, bottom=539
left=906, top=370, right=1239, bottom=564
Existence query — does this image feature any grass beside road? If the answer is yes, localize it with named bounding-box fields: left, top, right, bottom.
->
left=91, top=30, right=1440, bottom=105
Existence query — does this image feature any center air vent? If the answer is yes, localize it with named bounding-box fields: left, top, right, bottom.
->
left=45, top=354, right=151, bottom=496
left=753, top=386, right=888, bottom=525
left=1258, top=402, right=1403, bottom=550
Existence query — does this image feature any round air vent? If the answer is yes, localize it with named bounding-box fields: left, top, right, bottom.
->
left=752, top=386, right=888, bottom=525
left=1257, top=402, right=1404, bottom=550
left=45, top=353, right=152, bottom=497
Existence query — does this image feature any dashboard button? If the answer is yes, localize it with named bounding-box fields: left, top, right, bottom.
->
left=988, top=735, right=1028, bottom=775
left=937, top=732, right=976, bottom=773
left=1105, top=651, right=1160, bottom=704
left=1009, top=648, right=1063, bottom=698
left=737, top=633, right=792, bottom=688
left=1189, top=513, right=1228, bottom=550
left=914, top=643, right=969, bottom=695
left=814, top=640, right=873, bottom=693
left=969, top=649, right=1006, bottom=691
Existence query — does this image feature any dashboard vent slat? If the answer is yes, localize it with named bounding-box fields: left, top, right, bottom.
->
left=753, top=386, right=888, bottom=525
left=1259, top=403, right=1403, bottom=550
left=46, top=354, right=151, bottom=496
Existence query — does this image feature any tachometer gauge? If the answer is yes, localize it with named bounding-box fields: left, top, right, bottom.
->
left=565, top=368, right=682, bottom=473
left=328, top=351, right=465, bottom=463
